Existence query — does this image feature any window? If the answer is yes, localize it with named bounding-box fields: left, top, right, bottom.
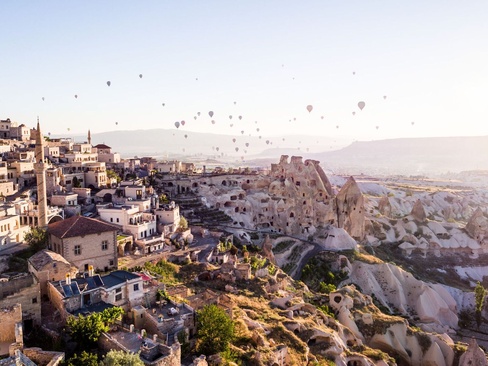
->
left=116, top=287, right=122, bottom=293
left=110, top=260, right=114, bottom=266
left=32, top=297, right=37, bottom=304
left=74, top=245, right=81, bottom=255
left=101, top=240, right=108, bottom=250
left=115, top=293, right=122, bottom=301
left=134, top=284, right=139, bottom=291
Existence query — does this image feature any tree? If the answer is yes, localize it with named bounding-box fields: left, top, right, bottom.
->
left=475, top=281, right=486, bottom=329
left=107, top=169, right=122, bottom=184
left=66, top=307, right=124, bottom=349
left=24, top=227, right=48, bottom=252
left=100, top=350, right=144, bottom=366
left=178, top=216, right=188, bottom=230
left=66, top=351, right=98, bottom=366
left=196, top=304, right=235, bottom=355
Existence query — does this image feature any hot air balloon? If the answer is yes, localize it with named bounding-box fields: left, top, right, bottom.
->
left=282, top=138, right=285, bottom=141
left=162, top=103, right=165, bottom=106
left=411, top=122, right=415, bottom=125
left=352, top=71, right=356, bottom=75
left=266, top=140, right=270, bottom=145
left=184, top=134, right=188, bottom=138
left=209, top=111, right=214, bottom=117
left=74, top=94, right=78, bottom=99
left=321, top=116, right=324, bottom=120
left=255, top=121, right=258, bottom=124
left=383, top=95, right=387, bottom=100
left=175, top=121, right=180, bottom=128
left=358, top=101, right=365, bottom=110
left=376, top=126, right=379, bottom=130
left=336, top=125, right=339, bottom=129
left=197, top=112, right=201, bottom=116
left=259, top=136, right=262, bottom=139
left=139, top=74, right=143, bottom=79
left=230, top=124, right=234, bottom=127
left=181, top=121, right=185, bottom=126
left=107, top=81, right=111, bottom=87
left=238, top=116, right=242, bottom=120
left=241, top=130, right=244, bottom=135
left=232, top=138, right=236, bottom=143
left=229, top=115, right=232, bottom=120
left=67, top=128, right=70, bottom=131
left=245, top=143, right=249, bottom=147
left=234, top=101, right=237, bottom=105
left=306, top=105, right=313, bottom=113
left=42, top=97, right=45, bottom=101
left=256, top=128, right=260, bottom=132
left=293, top=117, right=296, bottom=121
left=216, top=147, right=220, bottom=151
left=115, top=122, right=118, bottom=125
left=352, top=112, right=356, bottom=116
left=194, top=116, right=197, bottom=120
left=235, top=147, right=239, bottom=152
left=211, top=120, right=215, bottom=124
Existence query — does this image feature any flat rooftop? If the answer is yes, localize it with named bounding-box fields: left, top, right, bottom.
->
left=148, top=302, right=193, bottom=322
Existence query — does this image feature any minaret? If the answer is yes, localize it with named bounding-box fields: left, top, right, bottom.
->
left=87, top=129, right=91, bottom=145
left=34, top=118, right=48, bottom=228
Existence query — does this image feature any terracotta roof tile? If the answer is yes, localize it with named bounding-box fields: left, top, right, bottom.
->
left=48, top=215, right=118, bottom=239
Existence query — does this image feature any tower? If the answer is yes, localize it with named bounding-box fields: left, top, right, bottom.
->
left=34, top=119, right=48, bottom=228
left=87, top=129, right=91, bottom=145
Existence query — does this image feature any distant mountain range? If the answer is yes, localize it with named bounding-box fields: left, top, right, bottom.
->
left=79, top=129, right=488, bottom=175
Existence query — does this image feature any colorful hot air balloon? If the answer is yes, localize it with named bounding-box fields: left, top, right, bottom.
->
left=358, top=101, right=365, bottom=110
left=175, top=121, right=180, bottom=128
left=209, top=111, right=214, bottom=117
left=306, top=105, right=313, bottom=113
left=181, top=121, right=186, bottom=126
left=238, top=116, right=242, bottom=120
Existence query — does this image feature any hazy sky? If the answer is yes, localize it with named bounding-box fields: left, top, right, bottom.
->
left=1, top=1, right=487, bottom=142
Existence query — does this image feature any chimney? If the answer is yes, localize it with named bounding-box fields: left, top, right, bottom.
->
left=88, top=265, right=94, bottom=277
left=66, top=273, right=71, bottom=285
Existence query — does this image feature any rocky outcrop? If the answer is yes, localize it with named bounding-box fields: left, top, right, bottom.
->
left=347, top=261, right=459, bottom=331
left=459, top=337, right=488, bottom=366
left=466, top=207, right=488, bottom=243
left=335, top=176, right=365, bottom=240
left=378, top=195, right=392, bottom=217
left=329, top=286, right=455, bottom=366
left=411, top=199, right=427, bottom=222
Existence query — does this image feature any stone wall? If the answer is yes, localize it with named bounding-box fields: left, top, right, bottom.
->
left=22, top=347, right=64, bottom=366
left=0, top=275, right=41, bottom=325
left=0, top=303, right=22, bottom=343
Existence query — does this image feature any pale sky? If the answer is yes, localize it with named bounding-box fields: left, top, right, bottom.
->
left=1, top=1, right=487, bottom=143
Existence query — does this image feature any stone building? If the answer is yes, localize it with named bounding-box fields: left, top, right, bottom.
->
left=47, top=215, right=118, bottom=272
left=0, top=273, right=41, bottom=330
left=27, top=249, right=77, bottom=297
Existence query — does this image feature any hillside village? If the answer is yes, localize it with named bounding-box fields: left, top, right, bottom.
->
left=1, top=119, right=488, bottom=365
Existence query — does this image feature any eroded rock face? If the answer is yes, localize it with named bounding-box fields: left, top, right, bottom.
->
left=347, top=261, right=459, bottom=331
left=411, top=199, right=427, bottom=222
left=335, top=176, right=365, bottom=240
left=330, top=286, right=454, bottom=366
left=459, top=337, right=488, bottom=366
left=466, top=207, right=488, bottom=243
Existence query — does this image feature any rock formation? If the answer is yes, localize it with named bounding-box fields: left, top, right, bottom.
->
left=411, top=199, right=427, bottom=222
left=335, top=176, right=365, bottom=240
left=459, top=337, right=488, bottom=366
left=466, top=207, right=488, bottom=244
